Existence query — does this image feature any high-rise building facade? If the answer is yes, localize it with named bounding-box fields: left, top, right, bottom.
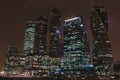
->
left=23, top=21, right=36, bottom=71
left=7, top=45, right=19, bottom=55
left=23, top=17, right=50, bottom=76
left=34, top=17, right=48, bottom=56
left=48, top=8, right=62, bottom=74
left=90, top=6, right=113, bottom=76
left=32, top=17, right=50, bottom=75
left=4, top=46, right=26, bottom=76
left=49, top=8, right=61, bottom=58
left=5, top=46, right=19, bottom=73
left=63, top=17, right=90, bottom=75
left=23, top=21, right=36, bottom=55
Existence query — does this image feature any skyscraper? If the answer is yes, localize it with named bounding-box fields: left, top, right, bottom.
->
left=48, top=8, right=62, bottom=74
left=90, top=6, right=113, bottom=76
left=63, top=16, right=90, bottom=75
left=23, top=21, right=36, bottom=72
left=23, top=17, right=50, bottom=75
left=32, top=17, right=49, bottom=75
left=23, top=21, right=36, bottom=55
left=34, top=16, right=48, bottom=55
left=49, top=8, right=62, bottom=58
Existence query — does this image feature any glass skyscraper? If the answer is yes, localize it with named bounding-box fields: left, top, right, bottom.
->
left=32, top=17, right=49, bottom=75
left=90, top=6, right=113, bottom=76
left=23, top=17, right=50, bottom=75
left=48, top=8, right=62, bottom=74
left=23, top=21, right=36, bottom=72
left=49, top=8, right=61, bottom=58
left=63, top=16, right=90, bottom=75
left=23, top=21, right=36, bottom=55
left=34, top=16, right=48, bottom=56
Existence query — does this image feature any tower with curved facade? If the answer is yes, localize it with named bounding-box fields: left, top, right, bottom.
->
left=90, top=6, right=113, bottom=76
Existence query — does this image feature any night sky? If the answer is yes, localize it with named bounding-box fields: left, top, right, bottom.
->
left=0, top=0, right=120, bottom=71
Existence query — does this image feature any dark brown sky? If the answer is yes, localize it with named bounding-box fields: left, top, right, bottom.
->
left=0, top=0, right=120, bottom=71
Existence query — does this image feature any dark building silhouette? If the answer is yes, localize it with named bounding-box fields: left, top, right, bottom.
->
left=90, top=6, right=113, bottom=76
left=47, top=8, right=62, bottom=74
left=49, top=8, right=62, bottom=58
left=31, top=17, right=49, bottom=75
left=34, top=16, right=48, bottom=55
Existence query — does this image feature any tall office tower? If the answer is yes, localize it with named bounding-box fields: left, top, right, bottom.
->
left=32, top=17, right=50, bottom=75
left=49, top=8, right=62, bottom=73
left=34, top=17, right=48, bottom=55
left=49, top=8, right=61, bottom=58
left=23, top=21, right=36, bottom=55
left=90, top=6, right=113, bottom=76
left=23, top=21, right=36, bottom=71
left=63, top=17, right=90, bottom=75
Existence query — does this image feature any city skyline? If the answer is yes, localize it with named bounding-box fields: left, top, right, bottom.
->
left=0, top=0, right=120, bottom=71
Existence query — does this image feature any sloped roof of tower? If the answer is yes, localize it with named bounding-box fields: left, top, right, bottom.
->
left=91, top=6, right=106, bottom=12
left=51, top=8, right=61, bottom=15
left=36, top=16, right=48, bottom=22
left=93, top=5, right=105, bottom=8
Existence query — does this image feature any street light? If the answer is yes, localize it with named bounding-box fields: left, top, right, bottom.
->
left=0, top=71, right=6, bottom=77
